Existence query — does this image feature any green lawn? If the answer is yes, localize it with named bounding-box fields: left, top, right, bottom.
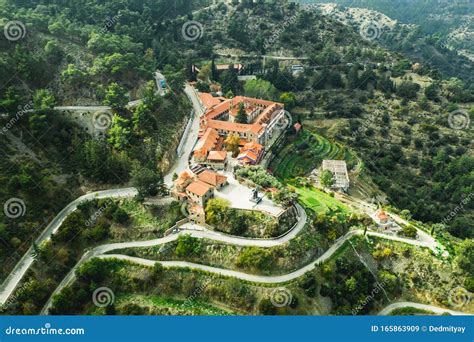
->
left=269, top=129, right=354, bottom=215
left=290, top=184, right=349, bottom=214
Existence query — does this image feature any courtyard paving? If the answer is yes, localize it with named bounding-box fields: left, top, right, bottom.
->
left=215, top=172, right=285, bottom=217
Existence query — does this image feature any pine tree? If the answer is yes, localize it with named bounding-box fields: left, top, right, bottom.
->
left=347, top=65, right=359, bottom=90
left=185, top=57, right=196, bottom=82
left=235, top=103, right=247, bottom=124
left=211, top=57, right=219, bottom=81
left=221, top=64, right=239, bottom=94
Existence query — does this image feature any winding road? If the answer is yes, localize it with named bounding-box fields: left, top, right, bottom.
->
left=40, top=215, right=439, bottom=315
left=1, top=83, right=459, bottom=318
left=0, top=188, right=137, bottom=306
left=163, top=84, right=202, bottom=185
left=0, top=83, right=201, bottom=307
left=40, top=203, right=306, bottom=314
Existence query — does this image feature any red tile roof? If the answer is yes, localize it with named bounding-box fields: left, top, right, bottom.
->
left=196, top=95, right=284, bottom=147
left=237, top=141, right=263, bottom=164
left=194, top=128, right=220, bottom=157
left=206, top=119, right=262, bottom=135
left=242, top=141, right=263, bottom=152
left=237, top=150, right=259, bottom=162
left=207, top=150, right=227, bottom=161
left=186, top=181, right=213, bottom=197
left=376, top=209, right=389, bottom=221
left=198, top=170, right=228, bottom=187
left=179, top=170, right=192, bottom=179
left=174, top=170, right=193, bottom=188
left=203, top=96, right=282, bottom=123
left=199, top=92, right=223, bottom=109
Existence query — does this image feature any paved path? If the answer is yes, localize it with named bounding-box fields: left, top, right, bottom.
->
left=95, top=228, right=431, bottom=284
left=215, top=52, right=309, bottom=60
left=215, top=172, right=286, bottom=217
left=40, top=225, right=435, bottom=306
left=336, top=194, right=439, bottom=252
left=53, top=106, right=111, bottom=111
left=163, top=84, right=201, bottom=186
left=41, top=218, right=439, bottom=314
left=378, top=302, right=471, bottom=316
left=19, top=103, right=139, bottom=114
left=40, top=203, right=307, bottom=314
left=1, top=83, right=204, bottom=307
left=0, top=188, right=137, bottom=306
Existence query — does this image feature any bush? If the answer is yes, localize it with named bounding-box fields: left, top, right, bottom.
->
left=299, top=273, right=318, bottom=297
left=112, top=207, right=130, bottom=224
left=236, top=247, right=272, bottom=270
left=400, top=225, right=417, bottom=239
left=175, top=234, right=202, bottom=257
left=235, top=166, right=281, bottom=189
left=396, top=81, right=420, bottom=100
left=120, top=303, right=147, bottom=315
left=258, top=298, right=277, bottom=315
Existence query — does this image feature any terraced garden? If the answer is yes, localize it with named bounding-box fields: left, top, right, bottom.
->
left=270, top=130, right=356, bottom=181
left=268, top=129, right=357, bottom=215
left=290, top=184, right=350, bottom=214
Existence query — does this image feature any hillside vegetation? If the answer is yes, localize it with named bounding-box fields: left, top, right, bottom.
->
left=0, top=0, right=204, bottom=280
left=185, top=1, right=473, bottom=239
left=301, top=0, right=474, bottom=80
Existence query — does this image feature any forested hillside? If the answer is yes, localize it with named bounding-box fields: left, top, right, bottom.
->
left=0, top=0, right=209, bottom=280
left=184, top=0, right=473, bottom=238
left=0, top=0, right=211, bottom=101
left=0, top=0, right=472, bottom=318
left=0, top=0, right=472, bottom=284
left=299, top=0, right=474, bottom=82
left=305, top=0, right=472, bottom=49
